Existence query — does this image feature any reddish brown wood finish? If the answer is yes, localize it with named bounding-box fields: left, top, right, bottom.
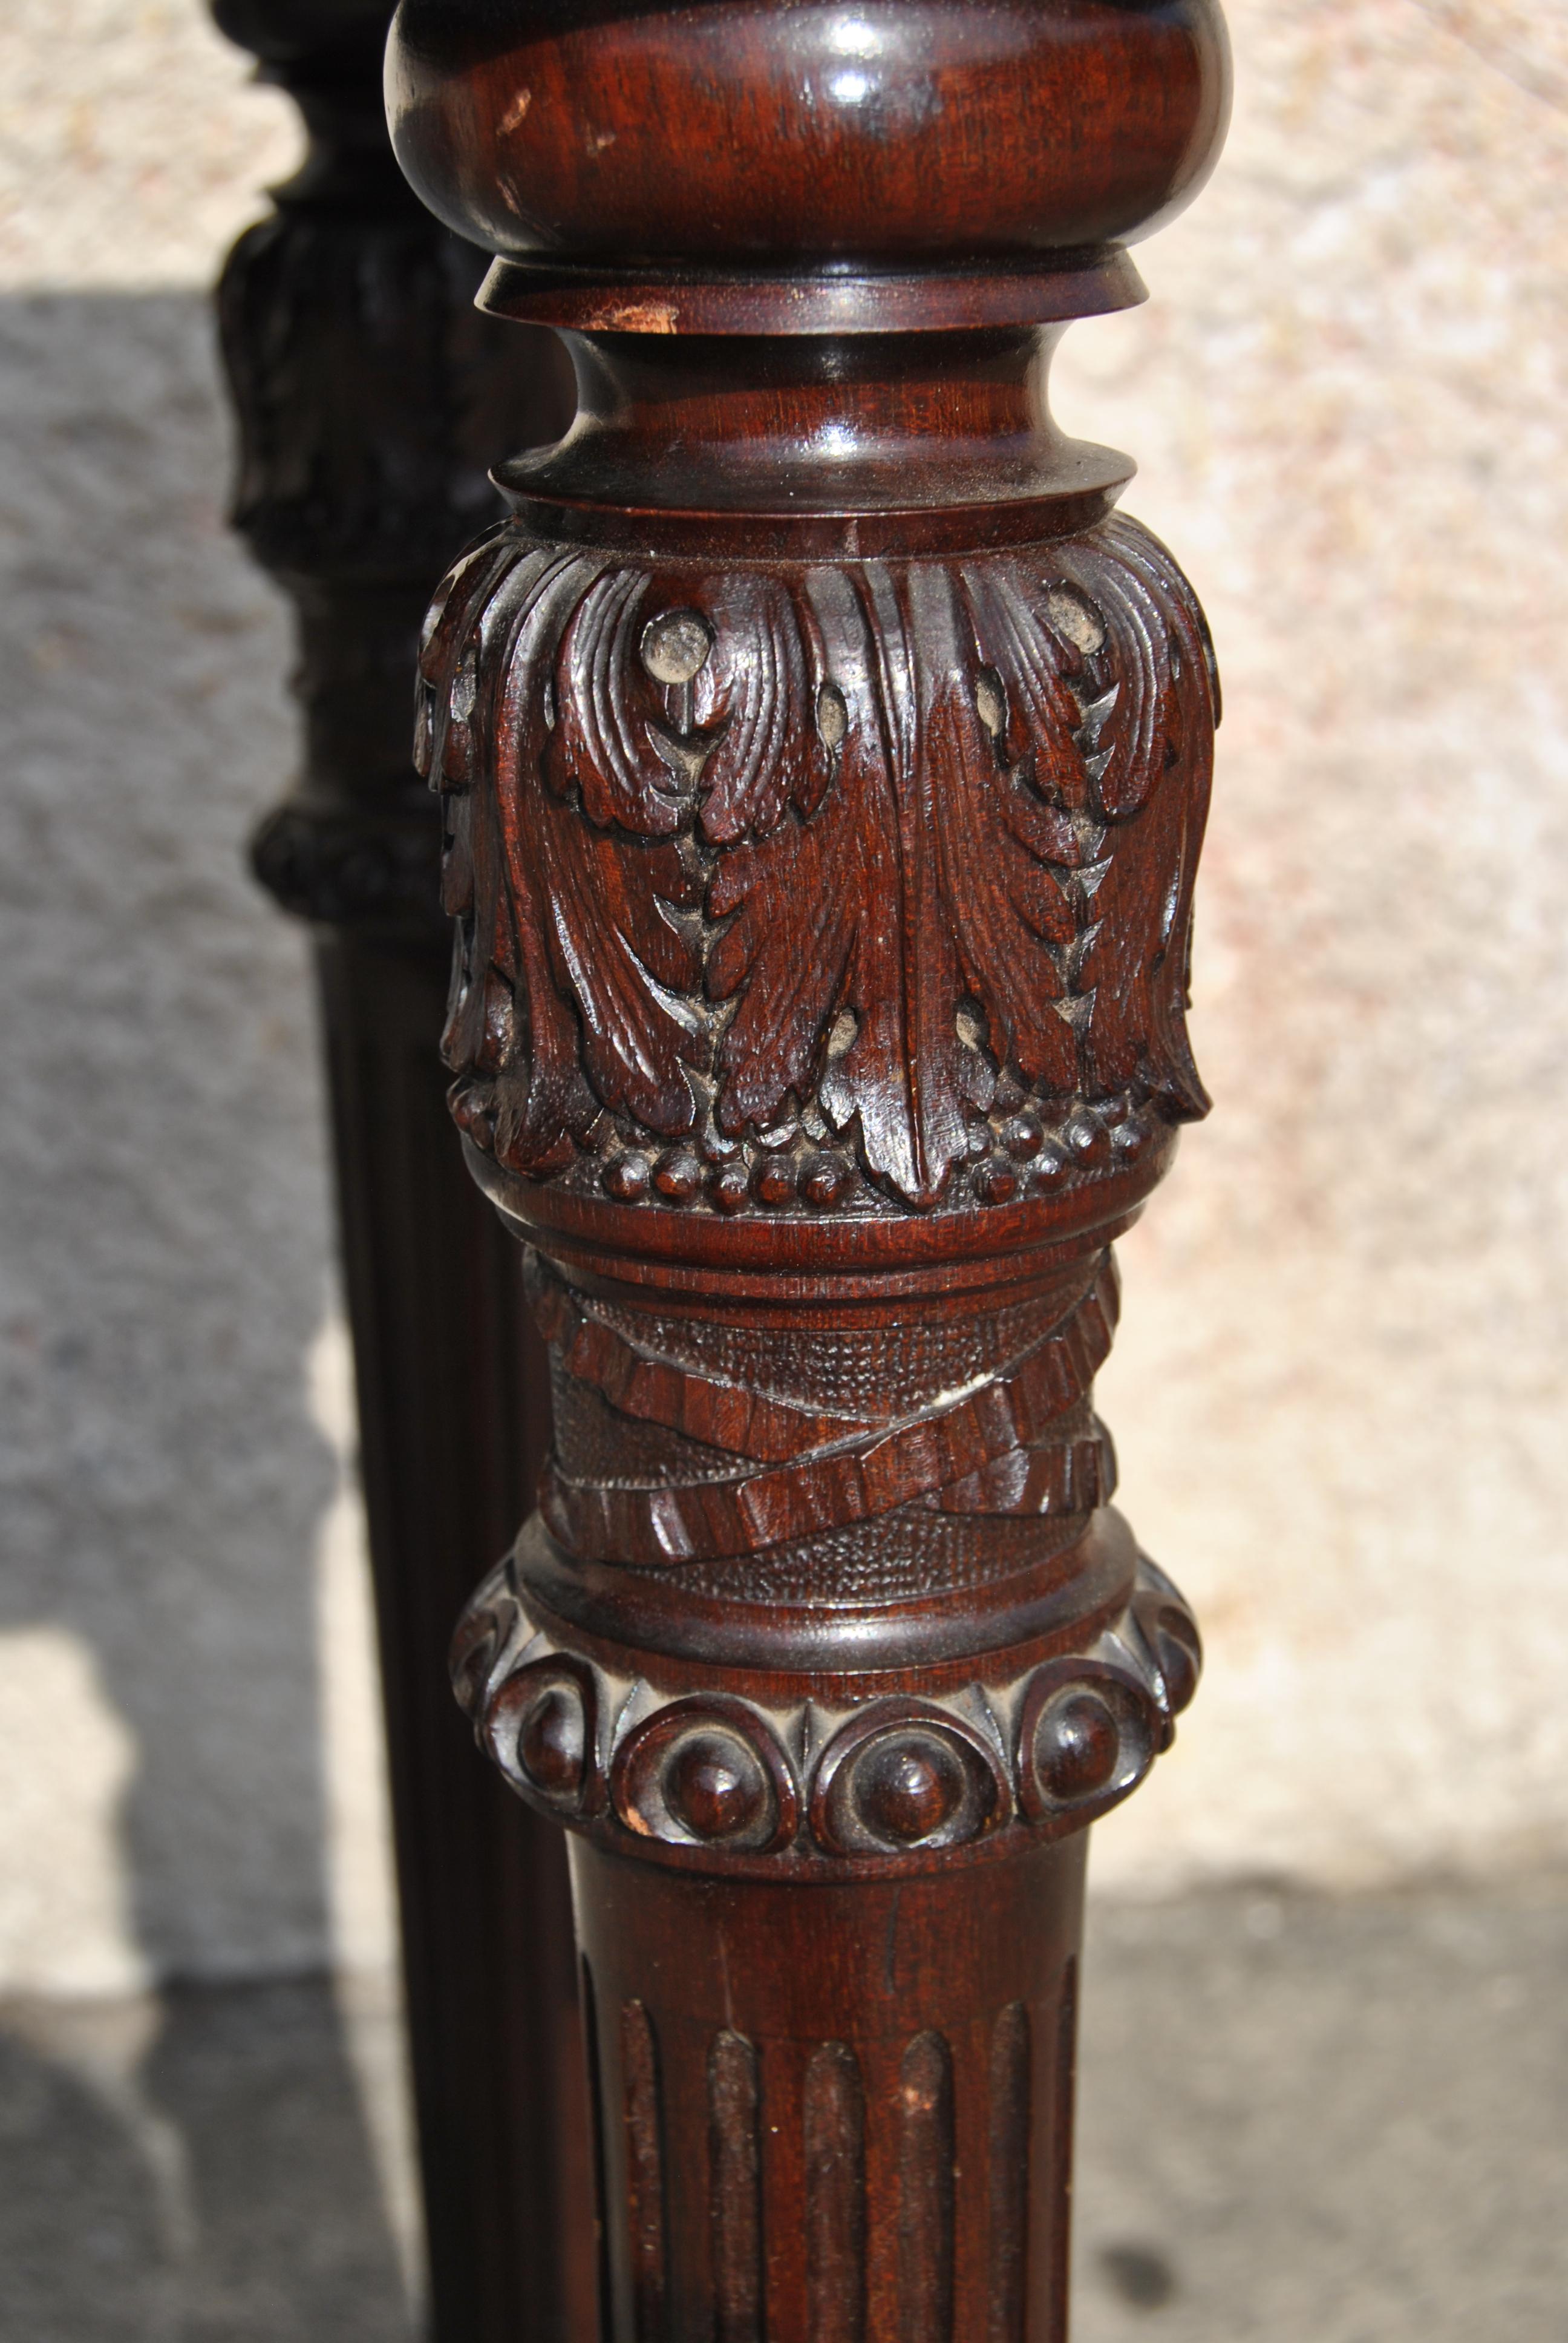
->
left=572, top=1837, right=1083, bottom=2343
left=388, top=0, right=1228, bottom=267
left=388, top=2, right=1231, bottom=2334
left=210, top=10, right=593, bottom=2337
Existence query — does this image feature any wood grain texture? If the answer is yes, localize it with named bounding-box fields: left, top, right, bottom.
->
left=708, top=2031, right=764, bottom=2343
left=1045, top=1958, right=1080, bottom=2342
left=383, top=0, right=1231, bottom=2332
left=572, top=1838, right=1086, bottom=2343
left=622, top=1999, right=668, bottom=2342
left=898, top=2033, right=956, bottom=2343
left=388, top=0, right=1230, bottom=271
left=806, top=2044, right=868, bottom=2343
left=988, top=2005, right=1033, bottom=2343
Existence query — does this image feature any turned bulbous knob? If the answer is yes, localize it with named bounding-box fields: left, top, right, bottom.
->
left=387, top=0, right=1231, bottom=274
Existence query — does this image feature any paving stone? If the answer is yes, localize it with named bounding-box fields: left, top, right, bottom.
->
left=4, top=1883, right=1565, bottom=2340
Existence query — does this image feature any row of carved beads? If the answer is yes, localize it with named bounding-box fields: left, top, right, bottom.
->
left=452, top=1557, right=1200, bottom=1866
left=452, top=1084, right=1162, bottom=1217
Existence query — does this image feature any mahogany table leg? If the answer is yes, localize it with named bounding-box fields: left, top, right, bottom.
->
left=209, top=8, right=592, bottom=2336
left=387, top=1, right=1233, bottom=2332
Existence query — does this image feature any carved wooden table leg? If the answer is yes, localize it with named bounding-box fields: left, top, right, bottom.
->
left=209, top=8, right=593, bottom=2336
left=390, top=1, right=1230, bottom=2333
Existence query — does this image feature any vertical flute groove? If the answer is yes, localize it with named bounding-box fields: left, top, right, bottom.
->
left=987, top=2004, right=1032, bottom=2343
left=898, top=2032, right=955, bottom=2343
left=709, top=2031, right=763, bottom=2343
left=1049, top=1959, right=1080, bottom=2339
left=622, top=1999, right=667, bottom=2342
left=805, top=2042, right=866, bottom=2343
left=581, top=1956, right=612, bottom=2343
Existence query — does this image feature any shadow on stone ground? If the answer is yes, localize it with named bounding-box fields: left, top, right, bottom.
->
left=0, top=1974, right=415, bottom=2343
left=1073, top=1881, right=1568, bottom=2342
left=3, top=1882, right=1566, bottom=2341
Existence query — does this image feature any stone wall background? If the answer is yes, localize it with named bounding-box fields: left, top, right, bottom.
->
left=0, top=0, right=1564, bottom=1993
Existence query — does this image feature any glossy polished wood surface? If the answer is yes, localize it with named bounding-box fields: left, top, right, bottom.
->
left=389, top=0, right=1230, bottom=266
left=387, top=0, right=1230, bottom=2333
left=486, top=326, right=1138, bottom=547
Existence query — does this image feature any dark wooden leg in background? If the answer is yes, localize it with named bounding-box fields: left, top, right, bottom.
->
left=209, top=8, right=593, bottom=2336
left=385, top=0, right=1233, bottom=2333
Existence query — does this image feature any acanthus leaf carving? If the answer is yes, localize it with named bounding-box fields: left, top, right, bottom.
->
left=691, top=571, right=834, bottom=844
left=1054, top=516, right=1217, bottom=1118
left=417, top=519, right=1218, bottom=1213
left=916, top=560, right=1083, bottom=1113
left=522, top=782, right=706, bottom=1143
left=428, top=546, right=708, bottom=1158
left=707, top=567, right=944, bottom=1198
left=547, top=568, right=690, bottom=836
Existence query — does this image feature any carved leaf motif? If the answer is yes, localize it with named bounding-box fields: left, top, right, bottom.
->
left=707, top=548, right=1212, bottom=1205
left=505, top=566, right=705, bottom=1142
left=546, top=568, right=687, bottom=835
left=1048, top=518, right=1217, bottom=1115
left=958, top=561, right=1088, bottom=816
left=851, top=562, right=980, bottom=1202
left=431, top=551, right=705, bottom=1161
left=450, top=553, right=605, bottom=1169
left=416, top=526, right=528, bottom=796
left=1051, top=517, right=1205, bottom=818
left=426, top=516, right=1217, bottom=1205
left=420, top=546, right=567, bottom=1057
left=915, top=562, right=1082, bottom=1101
left=707, top=569, right=925, bottom=1185
left=524, top=788, right=705, bottom=1138
left=691, top=572, right=833, bottom=843
left=419, top=522, right=514, bottom=690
